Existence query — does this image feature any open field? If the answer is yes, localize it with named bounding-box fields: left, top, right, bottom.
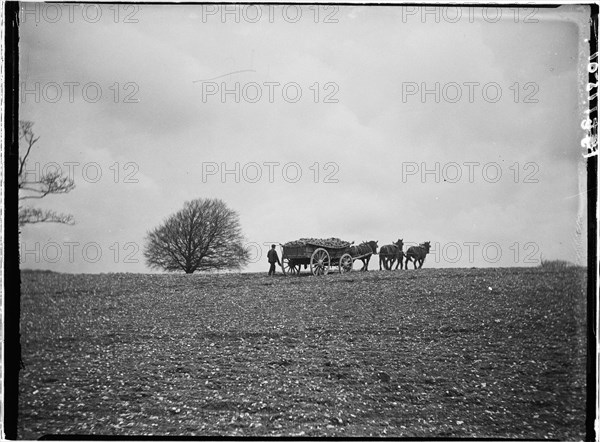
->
left=19, top=267, right=587, bottom=439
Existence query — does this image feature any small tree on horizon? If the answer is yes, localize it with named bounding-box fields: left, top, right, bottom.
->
left=144, top=198, right=250, bottom=274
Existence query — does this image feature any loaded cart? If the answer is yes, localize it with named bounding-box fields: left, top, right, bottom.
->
left=281, top=239, right=353, bottom=276
left=280, top=238, right=369, bottom=276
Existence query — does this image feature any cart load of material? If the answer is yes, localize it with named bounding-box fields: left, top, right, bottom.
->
left=283, top=237, right=351, bottom=249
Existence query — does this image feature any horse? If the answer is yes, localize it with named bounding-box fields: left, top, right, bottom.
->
left=379, top=239, right=404, bottom=270
left=405, top=241, right=431, bottom=269
left=349, top=240, right=378, bottom=271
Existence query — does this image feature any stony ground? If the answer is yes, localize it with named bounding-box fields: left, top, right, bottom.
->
left=18, top=267, right=588, bottom=439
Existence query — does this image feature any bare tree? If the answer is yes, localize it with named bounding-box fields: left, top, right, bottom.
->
left=18, top=121, right=75, bottom=226
left=144, top=198, right=250, bottom=273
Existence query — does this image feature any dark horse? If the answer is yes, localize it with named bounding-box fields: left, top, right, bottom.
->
left=379, top=239, right=404, bottom=270
left=405, top=241, right=431, bottom=269
left=349, top=240, right=378, bottom=271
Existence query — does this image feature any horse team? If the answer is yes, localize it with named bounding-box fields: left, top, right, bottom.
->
left=350, top=240, right=432, bottom=271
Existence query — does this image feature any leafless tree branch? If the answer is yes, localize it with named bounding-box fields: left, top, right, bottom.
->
left=18, top=121, right=75, bottom=226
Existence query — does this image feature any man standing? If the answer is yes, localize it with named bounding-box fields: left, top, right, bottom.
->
left=267, top=244, right=281, bottom=276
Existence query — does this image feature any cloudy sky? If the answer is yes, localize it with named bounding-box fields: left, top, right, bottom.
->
left=19, top=4, right=589, bottom=273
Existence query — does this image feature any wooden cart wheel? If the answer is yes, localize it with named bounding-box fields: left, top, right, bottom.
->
left=339, top=253, right=353, bottom=273
left=310, top=248, right=330, bottom=276
left=282, top=258, right=299, bottom=276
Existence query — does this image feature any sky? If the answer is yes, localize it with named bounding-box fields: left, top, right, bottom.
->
left=18, top=3, right=590, bottom=273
